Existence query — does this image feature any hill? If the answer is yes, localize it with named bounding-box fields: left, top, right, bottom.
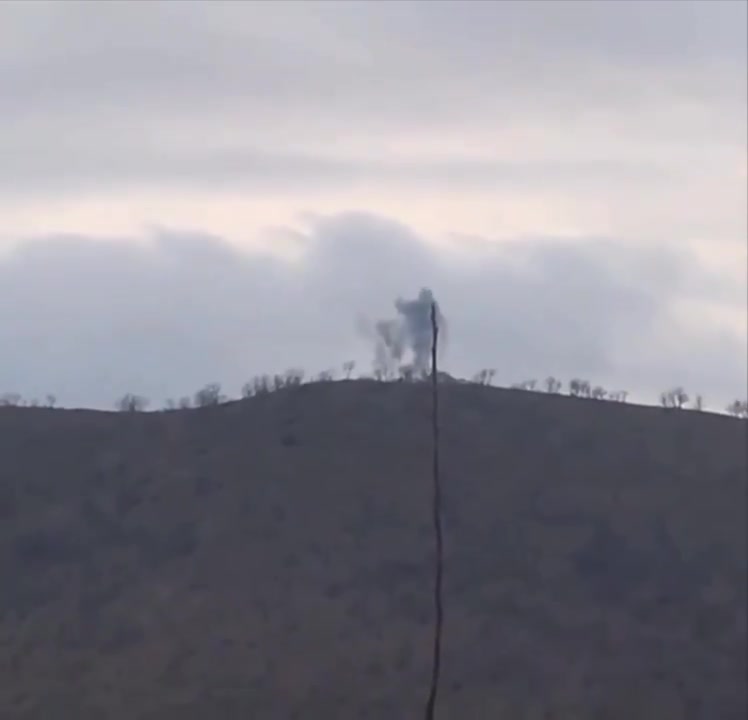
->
left=0, top=380, right=745, bottom=719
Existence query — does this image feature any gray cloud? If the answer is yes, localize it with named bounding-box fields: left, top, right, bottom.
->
left=3, top=2, right=742, bottom=114
left=0, top=1, right=744, bottom=200
left=0, top=212, right=744, bottom=410
left=0, top=141, right=678, bottom=199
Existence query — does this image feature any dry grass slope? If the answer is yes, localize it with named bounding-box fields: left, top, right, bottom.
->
left=0, top=380, right=745, bottom=719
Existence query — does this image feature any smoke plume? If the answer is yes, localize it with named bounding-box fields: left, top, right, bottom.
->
left=368, top=288, right=446, bottom=377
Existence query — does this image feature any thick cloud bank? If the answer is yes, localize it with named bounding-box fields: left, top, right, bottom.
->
left=0, top=212, right=744, bottom=410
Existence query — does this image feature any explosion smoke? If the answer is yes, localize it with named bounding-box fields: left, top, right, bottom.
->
left=369, top=288, right=446, bottom=378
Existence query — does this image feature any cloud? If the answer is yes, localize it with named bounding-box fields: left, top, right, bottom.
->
left=3, top=2, right=743, bottom=118
left=0, top=1, right=744, bottom=292
left=0, top=1, right=744, bottom=204
left=0, top=3, right=744, bottom=412
left=0, top=212, right=744, bottom=410
left=0, top=140, right=683, bottom=199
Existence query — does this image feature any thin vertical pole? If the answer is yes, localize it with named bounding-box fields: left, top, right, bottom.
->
left=424, top=301, right=443, bottom=720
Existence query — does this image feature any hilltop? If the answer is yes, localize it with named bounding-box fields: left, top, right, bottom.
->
left=0, top=380, right=745, bottom=719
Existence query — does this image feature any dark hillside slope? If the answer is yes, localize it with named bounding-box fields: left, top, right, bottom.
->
left=0, top=381, right=745, bottom=719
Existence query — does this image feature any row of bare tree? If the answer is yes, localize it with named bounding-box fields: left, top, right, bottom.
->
left=116, top=368, right=748, bottom=418
left=0, top=393, right=57, bottom=408
left=1, top=361, right=747, bottom=418
left=478, top=372, right=745, bottom=416
left=497, top=375, right=629, bottom=402
left=117, top=370, right=312, bottom=412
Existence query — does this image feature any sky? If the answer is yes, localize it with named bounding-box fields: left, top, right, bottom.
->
left=1, top=0, right=746, bottom=410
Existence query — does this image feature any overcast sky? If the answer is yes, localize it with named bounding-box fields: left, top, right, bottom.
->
left=1, top=0, right=746, bottom=410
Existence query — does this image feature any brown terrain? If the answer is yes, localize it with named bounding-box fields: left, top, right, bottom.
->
left=0, top=379, right=746, bottom=719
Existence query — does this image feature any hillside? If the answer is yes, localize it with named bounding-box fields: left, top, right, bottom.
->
left=0, top=380, right=745, bottom=719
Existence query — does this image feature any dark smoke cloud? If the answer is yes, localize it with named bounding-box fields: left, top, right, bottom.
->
left=370, top=288, right=447, bottom=377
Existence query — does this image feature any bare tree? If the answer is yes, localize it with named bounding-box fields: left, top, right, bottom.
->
left=316, top=369, right=335, bottom=382
left=45, top=394, right=56, bottom=408
left=178, top=396, right=192, bottom=409
left=116, top=394, right=149, bottom=412
left=591, top=386, right=607, bottom=400
left=243, top=375, right=271, bottom=398
left=661, top=387, right=689, bottom=409
left=569, top=379, right=591, bottom=397
left=472, top=369, right=496, bottom=386
left=726, top=399, right=748, bottom=418
left=283, top=368, right=305, bottom=386
left=544, top=376, right=562, bottom=393
left=609, top=390, right=628, bottom=403
left=692, top=395, right=705, bottom=411
left=0, top=392, right=22, bottom=407
left=194, top=383, right=225, bottom=407
left=342, top=361, right=356, bottom=379
left=660, top=387, right=688, bottom=409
